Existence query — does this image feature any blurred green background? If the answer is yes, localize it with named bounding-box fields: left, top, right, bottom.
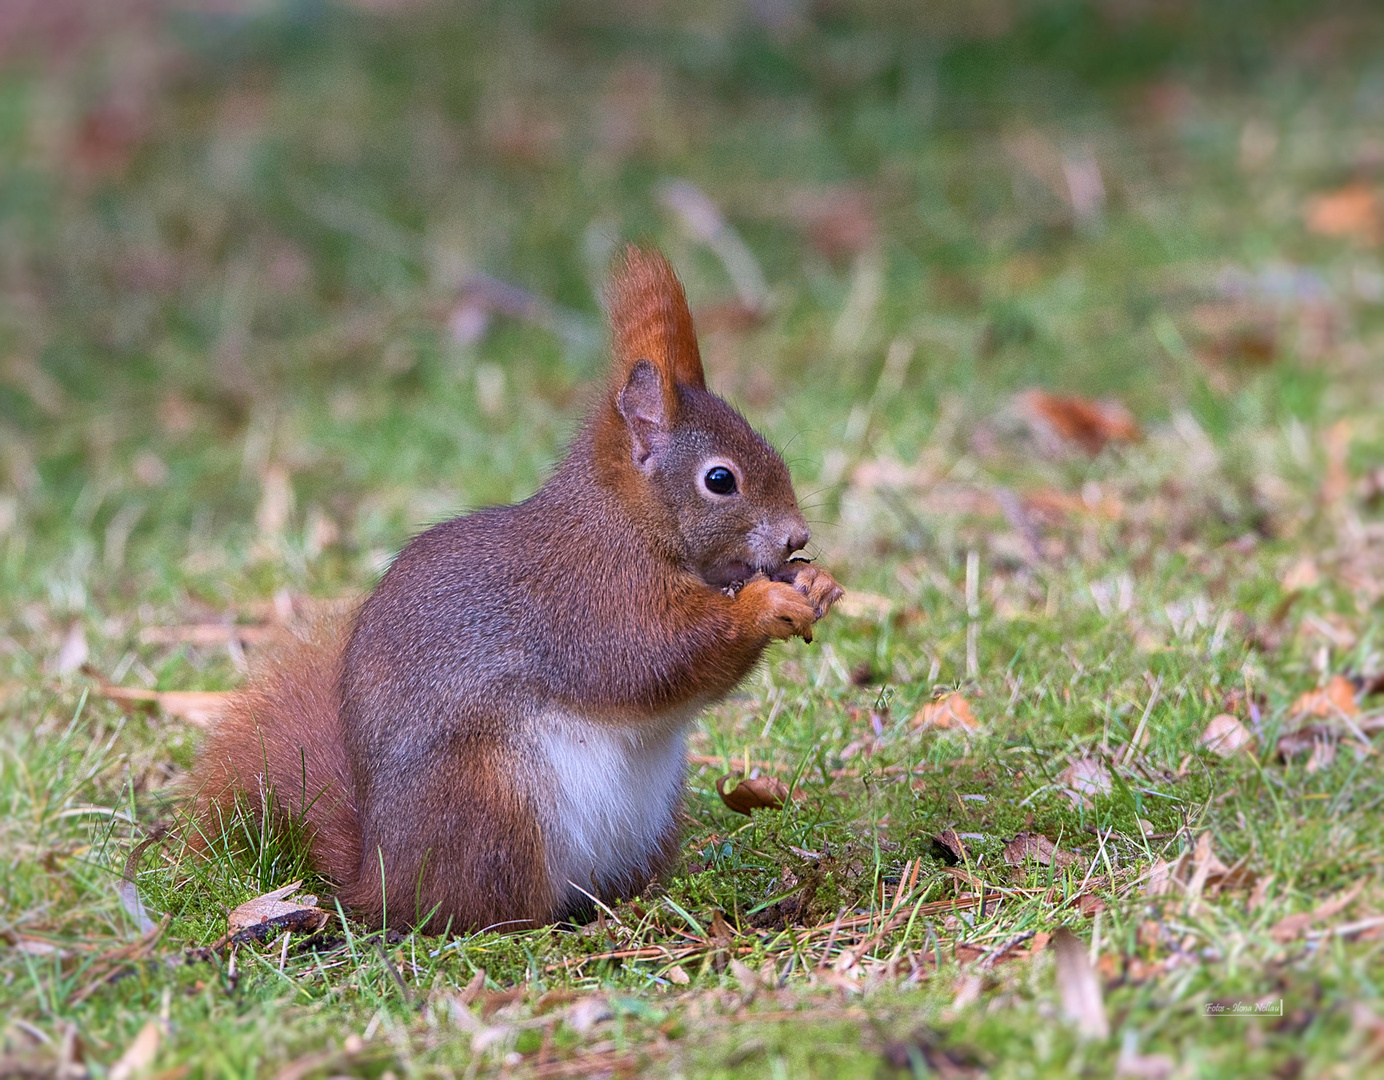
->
left=3, top=0, right=1381, bottom=619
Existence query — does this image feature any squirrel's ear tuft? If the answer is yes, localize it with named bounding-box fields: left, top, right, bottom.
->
left=606, top=246, right=706, bottom=413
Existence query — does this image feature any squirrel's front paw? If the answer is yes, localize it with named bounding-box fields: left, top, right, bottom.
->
left=781, top=562, right=845, bottom=620
left=738, top=577, right=819, bottom=643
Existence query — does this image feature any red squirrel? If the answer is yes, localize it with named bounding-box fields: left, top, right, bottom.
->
left=190, top=247, right=843, bottom=933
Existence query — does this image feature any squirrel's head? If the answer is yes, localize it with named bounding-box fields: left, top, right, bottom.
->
left=601, top=246, right=810, bottom=587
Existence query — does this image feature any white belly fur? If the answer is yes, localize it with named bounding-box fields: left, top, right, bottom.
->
left=535, top=706, right=695, bottom=907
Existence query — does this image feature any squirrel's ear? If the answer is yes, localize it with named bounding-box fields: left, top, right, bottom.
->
left=606, top=246, right=706, bottom=416
left=617, top=359, right=671, bottom=472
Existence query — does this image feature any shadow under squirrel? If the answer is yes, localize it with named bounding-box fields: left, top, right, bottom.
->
left=190, top=246, right=843, bottom=933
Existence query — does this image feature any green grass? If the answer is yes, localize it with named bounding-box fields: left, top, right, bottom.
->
left=4, top=1, right=1384, bottom=1076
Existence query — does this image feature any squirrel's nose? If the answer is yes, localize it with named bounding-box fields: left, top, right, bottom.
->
left=785, top=525, right=811, bottom=556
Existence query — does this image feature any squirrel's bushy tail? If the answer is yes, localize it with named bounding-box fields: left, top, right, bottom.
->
left=188, top=619, right=361, bottom=889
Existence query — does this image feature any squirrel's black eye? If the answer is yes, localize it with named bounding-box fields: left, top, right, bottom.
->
left=703, top=466, right=737, bottom=495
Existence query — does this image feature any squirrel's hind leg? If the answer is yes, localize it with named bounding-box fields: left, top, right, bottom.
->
left=346, top=735, right=558, bottom=934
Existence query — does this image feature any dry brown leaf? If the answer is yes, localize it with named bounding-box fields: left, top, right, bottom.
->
left=1077, top=894, right=1106, bottom=918
left=709, top=910, right=735, bottom=951
left=1201, top=714, right=1255, bottom=758
left=1270, top=881, right=1366, bottom=944
left=1144, top=859, right=1176, bottom=897
left=1304, top=183, right=1382, bottom=242
left=1276, top=724, right=1331, bottom=763
left=1060, top=757, right=1111, bottom=808
left=1291, top=675, right=1359, bottom=719
left=108, top=1020, right=161, bottom=1080
left=933, top=828, right=970, bottom=865
left=1188, top=302, right=1277, bottom=369
left=835, top=590, right=894, bottom=619
left=138, top=623, right=275, bottom=647
left=786, top=186, right=878, bottom=261
left=54, top=624, right=88, bottom=675
left=1003, top=832, right=1077, bottom=869
left=716, top=773, right=789, bottom=815
left=1023, top=487, right=1124, bottom=523
left=93, top=684, right=231, bottom=728
left=1018, top=389, right=1141, bottom=455
left=913, top=693, right=977, bottom=731
left=12, top=937, right=69, bottom=958
left=1116, top=1047, right=1175, bottom=1080
left=227, top=881, right=325, bottom=936
left=1051, top=928, right=1109, bottom=1040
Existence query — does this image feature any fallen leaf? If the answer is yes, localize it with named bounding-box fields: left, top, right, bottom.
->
left=1291, top=675, right=1359, bottom=719
left=479, top=987, right=523, bottom=1019
left=1305, top=739, right=1338, bottom=773
left=835, top=590, right=894, bottom=619
left=92, top=684, right=231, bottom=728
left=913, top=693, right=977, bottom=731
left=54, top=624, right=88, bottom=675
left=1144, top=859, right=1176, bottom=897
left=1304, top=183, right=1382, bottom=242
left=881, top=1027, right=985, bottom=1077
left=716, top=773, right=789, bottom=815
left=1018, top=389, right=1141, bottom=455
left=951, top=971, right=983, bottom=1009
left=567, top=996, right=612, bottom=1034
left=457, top=968, right=487, bottom=1005
left=1051, top=927, right=1109, bottom=1040
left=138, top=623, right=274, bottom=647
left=1270, top=881, right=1366, bottom=943
left=1201, top=714, right=1255, bottom=758
left=728, top=958, right=759, bottom=995
left=695, top=300, right=766, bottom=335
left=227, top=880, right=326, bottom=937
left=1281, top=557, right=1320, bottom=591
left=786, top=186, right=878, bottom=262
left=1188, top=302, right=1277, bottom=369
left=932, top=828, right=970, bottom=865
left=1003, top=833, right=1077, bottom=869
left=1077, top=894, right=1106, bottom=918
left=1116, top=1045, right=1175, bottom=1080
left=709, top=910, right=735, bottom=950
left=1060, top=757, right=1111, bottom=807
left=109, top=1021, right=161, bottom=1080
left=664, top=964, right=689, bottom=986
left=1144, top=834, right=1255, bottom=900
left=12, top=937, right=69, bottom=958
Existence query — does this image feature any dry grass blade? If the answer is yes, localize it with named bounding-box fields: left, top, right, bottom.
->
left=108, top=1021, right=161, bottom=1080
left=68, top=918, right=170, bottom=1005
left=90, top=684, right=231, bottom=727
left=1051, top=928, right=1109, bottom=1040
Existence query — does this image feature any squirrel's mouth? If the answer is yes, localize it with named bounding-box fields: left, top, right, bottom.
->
left=703, top=557, right=801, bottom=589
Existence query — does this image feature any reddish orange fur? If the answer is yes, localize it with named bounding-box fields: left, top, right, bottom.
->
left=188, top=619, right=360, bottom=886
left=606, top=246, right=706, bottom=397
